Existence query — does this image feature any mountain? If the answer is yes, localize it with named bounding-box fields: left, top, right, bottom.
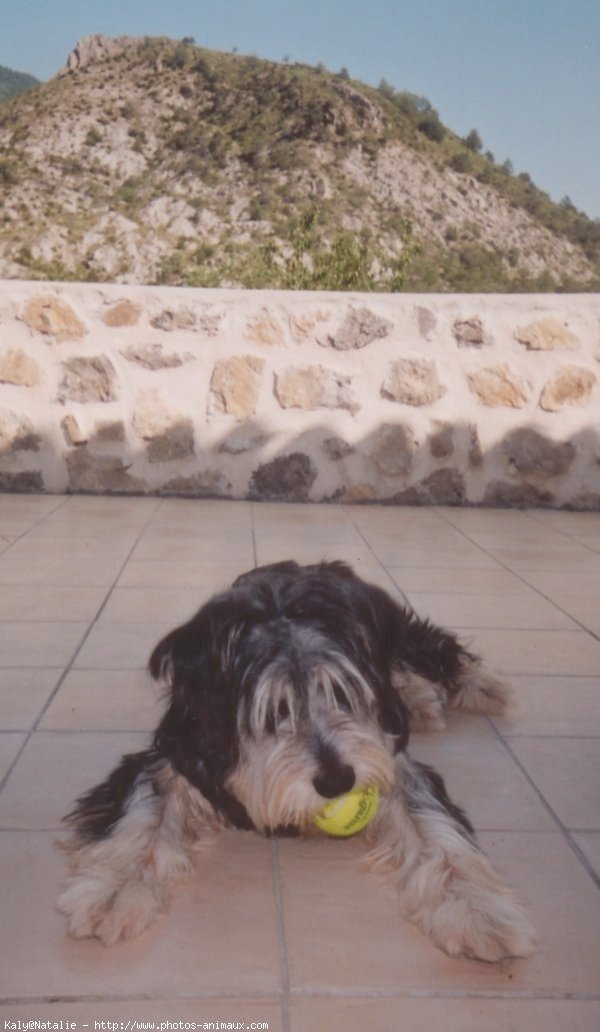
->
left=0, top=34, right=598, bottom=291
left=0, top=64, right=40, bottom=103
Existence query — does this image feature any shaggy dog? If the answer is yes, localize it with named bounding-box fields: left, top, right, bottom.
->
left=58, top=560, right=535, bottom=961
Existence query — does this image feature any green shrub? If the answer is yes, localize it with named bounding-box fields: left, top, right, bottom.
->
left=449, top=152, right=472, bottom=174
left=418, top=114, right=445, bottom=142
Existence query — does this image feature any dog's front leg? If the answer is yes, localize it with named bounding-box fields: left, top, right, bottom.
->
left=58, top=755, right=218, bottom=944
left=365, top=754, right=535, bottom=962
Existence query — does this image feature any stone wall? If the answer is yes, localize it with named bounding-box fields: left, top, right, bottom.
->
left=1, top=281, right=599, bottom=508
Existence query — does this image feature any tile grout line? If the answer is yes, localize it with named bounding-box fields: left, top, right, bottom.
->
left=3, top=988, right=599, bottom=1006
left=0, top=496, right=162, bottom=796
left=437, top=505, right=596, bottom=548
left=484, top=715, right=600, bottom=890
left=0, top=494, right=71, bottom=551
left=269, top=839, right=292, bottom=1032
left=524, top=508, right=600, bottom=555
left=348, top=507, right=600, bottom=891
left=287, top=987, right=600, bottom=1001
left=427, top=514, right=600, bottom=888
left=4, top=822, right=598, bottom=835
left=397, top=513, right=600, bottom=899
left=434, top=508, right=600, bottom=643
left=340, top=506, right=413, bottom=602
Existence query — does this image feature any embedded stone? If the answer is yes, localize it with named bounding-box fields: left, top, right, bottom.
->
left=539, top=366, right=596, bottom=411
left=209, top=355, right=265, bottom=420
left=21, top=295, right=86, bottom=342
left=150, top=307, right=198, bottom=332
left=467, top=364, right=529, bottom=408
left=58, top=356, right=117, bottom=403
left=132, top=390, right=195, bottom=461
left=0, top=470, right=44, bottom=492
left=274, top=366, right=358, bottom=413
left=322, top=437, right=354, bottom=461
left=569, top=492, right=600, bottom=511
left=249, top=452, right=317, bottom=502
left=0, top=349, right=41, bottom=386
left=501, top=428, right=576, bottom=477
left=483, top=480, right=554, bottom=508
left=0, top=411, right=40, bottom=453
left=218, top=432, right=270, bottom=455
left=415, top=306, right=437, bottom=340
left=391, top=468, right=466, bottom=506
left=515, top=318, right=580, bottom=351
left=133, top=389, right=175, bottom=439
left=121, top=344, right=194, bottom=370
left=61, top=415, right=87, bottom=446
left=15, top=429, right=41, bottom=452
left=196, top=309, right=223, bottom=337
left=340, top=483, right=375, bottom=502
left=381, top=358, right=446, bottom=406
left=288, top=310, right=329, bottom=342
left=371, top=424, right=416, bottom=476
left=93, top=420, right=125, bottom=442
left=453, top=317, right=488, bottom=347
left=146, top=421, right=195, bottom=463
left=245, top=312, right=285, bottom=346
left=102, top=300, right=142, bottom=327
left=429, top=422, right=454, bottom=458
left=322, top=307, right=392, bottom=350
left=66, top=448, right=146, bottom=493
left=160, top=470, right=231, bottom=497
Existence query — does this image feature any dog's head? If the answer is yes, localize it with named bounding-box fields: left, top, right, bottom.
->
left=150, top=561, right=409, bottom=833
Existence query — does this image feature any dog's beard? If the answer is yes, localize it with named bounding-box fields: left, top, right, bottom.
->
left=228, top=658, right=396, bottom=833
left=228, top=722, right=395, bottom=834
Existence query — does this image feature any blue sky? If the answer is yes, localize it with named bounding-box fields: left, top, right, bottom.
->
left=3, top=0, right=599, bottom=217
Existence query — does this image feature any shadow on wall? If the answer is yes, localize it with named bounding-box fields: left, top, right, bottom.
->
left=1, top=413, right=599, bottom=511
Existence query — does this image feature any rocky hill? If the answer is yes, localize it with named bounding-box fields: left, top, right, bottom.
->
left=0, top=34, right=598, bottom=291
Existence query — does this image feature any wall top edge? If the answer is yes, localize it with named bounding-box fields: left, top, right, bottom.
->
left=1, top=280, right=599, bottom=304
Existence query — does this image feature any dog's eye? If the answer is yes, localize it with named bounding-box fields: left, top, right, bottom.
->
left=333, top=685, right=352, bottom=712
left=262, top=699, right=291, bottom=736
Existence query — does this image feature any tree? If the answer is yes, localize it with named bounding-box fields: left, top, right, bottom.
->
left=464, top=129, right=483, bottom=152
left=377, top=79, right=395, bottom=100
left=560, top=195, right=577, bottom=213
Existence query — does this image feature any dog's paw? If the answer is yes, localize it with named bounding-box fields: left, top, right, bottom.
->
left=452, top=659, right=513, bottom=717
left=427, top=887, right=536, bottom=962
left=58, top=875, right=160, bottom=945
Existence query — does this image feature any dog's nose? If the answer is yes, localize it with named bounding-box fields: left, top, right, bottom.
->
left=313, top=764, right=356, bottom=798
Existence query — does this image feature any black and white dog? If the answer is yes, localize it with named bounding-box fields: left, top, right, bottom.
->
left=59, top=560, right=534, bottom=961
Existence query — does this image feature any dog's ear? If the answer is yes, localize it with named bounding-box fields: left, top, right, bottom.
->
left=149, top=601, right=253, bottom=829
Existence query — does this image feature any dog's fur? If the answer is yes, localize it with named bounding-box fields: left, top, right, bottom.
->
left=58, top=560, right=535, bottom=961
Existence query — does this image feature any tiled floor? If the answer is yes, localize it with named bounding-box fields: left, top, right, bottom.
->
left=1, top=494, right=599, bottom=1031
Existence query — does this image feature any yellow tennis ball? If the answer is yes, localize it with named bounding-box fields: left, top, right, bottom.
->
left=314, top=784, right=380, bottom=837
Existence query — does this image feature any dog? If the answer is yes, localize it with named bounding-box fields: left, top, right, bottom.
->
left=58, top=560, right=535, bottom=962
